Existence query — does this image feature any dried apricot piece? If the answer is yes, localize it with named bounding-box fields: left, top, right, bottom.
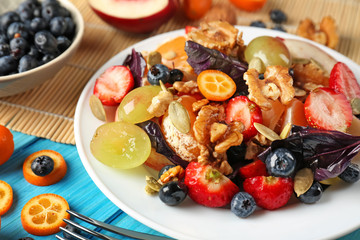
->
left=0, top=125, right=14, bottom=166
left=21, top=193, right=70, bottom=236
left=23, top=150, right=67, bottom=186
left=0, top=180, right=13, bottom=215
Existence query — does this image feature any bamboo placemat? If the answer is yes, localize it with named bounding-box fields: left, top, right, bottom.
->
left=0, top=0, right=359, bottom=145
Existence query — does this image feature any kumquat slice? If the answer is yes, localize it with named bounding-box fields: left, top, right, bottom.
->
left=21, top=193, right=70, bottom=236
left=197, top=70, right=236, bottom=101
left=0, top=180, right=13, bottom=215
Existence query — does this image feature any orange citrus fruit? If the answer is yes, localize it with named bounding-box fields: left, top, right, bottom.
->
left=183, top=0, right=212, bottom=20
left=21, top=193, right=70, bottom=236
left=229, top=0, right=267, bottom=12
left=0, top=125, right=14, bottom=166
left=0, top=180, right=13, bottom=215
left=23, top=150, right=67, bottom=186
left=197, top=70, right=236, bottom=101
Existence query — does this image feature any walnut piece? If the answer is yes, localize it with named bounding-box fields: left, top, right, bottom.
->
left=245, top=134, right=270, bottom=160
left=159, top=165, right=185, bottom=184
left=296, top=16, right=338, bottom=49
left=210, top=122, right=228, bottom=143
left=173, top=80, right=199, bottom=95
left=147, top=90, right=173, bottom=117
left=202, top=4, right=237, bottom=25
left=292, top=61, right=329, bottom=90
left=187, top=21, right=245, bottom=58
left=214, top=131, right=243, bottom=154
left=244, top=66, right=295, bottom=111
left=192, top=99, right=209, bottom=112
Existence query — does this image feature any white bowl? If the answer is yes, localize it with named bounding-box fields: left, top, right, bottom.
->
left=0, top=0, right=84, bottom=97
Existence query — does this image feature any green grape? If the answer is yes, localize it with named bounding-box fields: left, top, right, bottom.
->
left=117, top=85, right=161, bottom=124
left=245, top=36, right=291, bottom=68
left=90, top=121, right=151, bottom=169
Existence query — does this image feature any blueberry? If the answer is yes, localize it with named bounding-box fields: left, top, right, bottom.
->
left=0, top=33, right=8, bottom=44
left=30, top=17, right=48, bottom=34
left=159, top=181, right=188, bottom=206
left=231, top=192, right=256, bottom=218
left=270, top=9, right=287, bottom=24
left=265, top=148, right=296, bottom=177
left=147, top=64, right=170, bottom=85
left=168, top=69, right=184, bottom=84
left=57, top=36, right=71, bottom=52
left=7, top=22, right=29, bottom=40
left=10, top=37, right=29, bottom=59
left=17, top=4, right=34, bottom=22
left=41, top=53, right=57, bottom=64
left=0, top=55, right=18, bottom=75
left=63, top=224, right=81, bottom=240
left=42, top=0, right=60, bottom=8
left=31, top=155, right=54, bottom=176
left=35, top=30, right=58, bottom=54
left=28, top=45, right=40, bottom=58
left=250, top=20, right=266, bottom=28
left=59, top=7, right=71, bottom=18
left=64, top=17, right=75, bottom=38
left=33, top=7, right=42, bottom=18
left=158, top=165, right=176, bottom=179
left=0, top=43, right=10, bottom=57
left=18, top=237, right=34, bottom=240
left=18, top=55, right=38, bottom=72
left=226, top=143, right=246, bottom=165
left=272, top=24, right=286, bottom=32
left=288, top=68, right=294, bottom=78
left=50, top=17, right=67, bottom=36
left=42, top=4, right=61, bottom=21
left=298, top=181, right=323, bottom=204
left=339, top=163, right=360, bottom=183
left=258, top=73, right=264, bottom=79
left=0, top=11, right=21, bottom=32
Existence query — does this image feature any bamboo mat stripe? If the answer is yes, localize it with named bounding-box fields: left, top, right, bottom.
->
left=0, top=0, right=359, bottom=145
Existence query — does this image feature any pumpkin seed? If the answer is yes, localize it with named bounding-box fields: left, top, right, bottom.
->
left=145, top=176, right=162, bottom=192
left=280, top=122, right=292, bottom=139
left=254, top=122, right=281, bottom=141
left=294, top=168, right=314, bottom=197
left=320, top=177, right=341, bottom=185
left=147, top=51, right=162, bottom=68
left=89, top=95, right=106, bottom=121
left=248, top=57, right=266, bottom=74
left=145, top=185, right=158, bottom=195
left=168, top=101, right=191, bottom=133
left=351, top=98, right=360, bottom=115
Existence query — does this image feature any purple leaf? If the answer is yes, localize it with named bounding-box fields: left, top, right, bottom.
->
left=258, top=125, right=360, bottom=181
left=123, top=48, right=146, bottom=88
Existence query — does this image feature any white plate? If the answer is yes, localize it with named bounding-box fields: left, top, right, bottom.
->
left=74, top=27, right=360, bottom=240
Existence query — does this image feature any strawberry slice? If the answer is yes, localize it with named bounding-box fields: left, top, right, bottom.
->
left=184, top=162, right=239, bottom=208
left=239, top=159, right=268, bottom=179
left=225, top=96, right=263, bottom=141
left=185, top=26, right=197, bottom=34
left=304, top=87, right=352, bottom=132
left=329, top=62, right=360, bottom=102
left=93, top=65, right=134, bottom=106
left=243, top=176, right=293, bottom=210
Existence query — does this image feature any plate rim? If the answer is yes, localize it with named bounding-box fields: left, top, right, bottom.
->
left=74, top=26, right=360, bottom=240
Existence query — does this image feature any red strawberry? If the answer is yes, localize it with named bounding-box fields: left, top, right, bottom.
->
left=185, top=26, right=197, bottom=34
left=329, top=62, right=360, bottom=102
left=304, top=87, right=352, bottom=132
left=93, top=65, right=134, bottom=106
left=184, top=162, right=239, bottom=208
left=239, top=159, right=268, bottom=179
left=225, top=96, right=263, bottom=141
left=243, top=176, right=293, bottom=210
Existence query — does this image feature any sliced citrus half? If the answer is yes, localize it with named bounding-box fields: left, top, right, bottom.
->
left=21, top=193, right=70, bottom=236
left=0, top=180, right=13, bottom=215
left=197, top=70, right=236, bottom=101
left=23, top=150, right=67, bottom=186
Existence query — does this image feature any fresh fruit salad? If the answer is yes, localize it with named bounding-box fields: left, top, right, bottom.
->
left=89, top=21, right=360, bottom=218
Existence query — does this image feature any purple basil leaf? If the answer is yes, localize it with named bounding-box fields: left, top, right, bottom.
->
left=123, top=48, right=146, bottom=88
left=184, top=40, right=248, bottom=93
left=258, top=125, right=360, bottom=181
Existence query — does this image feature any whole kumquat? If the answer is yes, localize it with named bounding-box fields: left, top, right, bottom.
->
left=229, top=0, right=267, bottom=12
left=0, top=180, right=13, bottom=215
left=183, top=0, right=212, bottom=20
left=197, top=70, right=236, bottom=101
left=0, top=125, right=14, bottom=166
left=21, top=193, right=70, bottom=236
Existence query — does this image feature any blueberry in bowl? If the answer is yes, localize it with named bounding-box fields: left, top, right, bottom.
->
left=0, top=0, right=84, bottom=97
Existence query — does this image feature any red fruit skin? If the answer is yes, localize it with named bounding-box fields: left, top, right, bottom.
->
left=304, top=87, right=352, bottom=132
left=243, top=176, right=293, bottom=210
left=239, top=159, right=268, bottom=179
left=225, top=96, right=263, bottom=141
left=329, top=62, right=360, bottom=102
left=93, top=65, right=134, bottom=106
left=184, top=162, right=239, bottom=208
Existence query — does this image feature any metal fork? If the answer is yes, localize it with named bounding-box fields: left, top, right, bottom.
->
left=55, top=210, right=173, bottom=240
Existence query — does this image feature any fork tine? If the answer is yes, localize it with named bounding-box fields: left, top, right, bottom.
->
left=55, top=235, right=67, bottom=240
left=66, top=210, right=172, bottom=240
left=64, top=218, right=120, bottom=240
left=59, top=225, right=91, bottom=240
